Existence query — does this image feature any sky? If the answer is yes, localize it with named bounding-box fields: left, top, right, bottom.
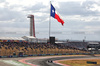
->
left=0, top=0, right=100, bottom=41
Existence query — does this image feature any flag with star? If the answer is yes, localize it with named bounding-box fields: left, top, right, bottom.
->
left=50, top=4, right=64, bottom=26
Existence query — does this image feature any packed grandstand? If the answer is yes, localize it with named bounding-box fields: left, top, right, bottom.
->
left=0, top=39, right=95, bottom=57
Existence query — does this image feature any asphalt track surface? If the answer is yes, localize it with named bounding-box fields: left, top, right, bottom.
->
left=26, top=55, right=100, bottom=66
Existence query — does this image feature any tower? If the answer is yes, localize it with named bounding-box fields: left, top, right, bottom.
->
left=27, top=15, right=35, bottom=37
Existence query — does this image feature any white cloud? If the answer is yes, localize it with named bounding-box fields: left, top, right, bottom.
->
left=6, top=0, right=36, bottom=6
left=89, top=4, right=100, bottom=12
left=0, top=2, right=6, bottom=8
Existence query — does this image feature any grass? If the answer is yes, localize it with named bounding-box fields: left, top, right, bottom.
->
left=58, top=59, right=100, bottom=66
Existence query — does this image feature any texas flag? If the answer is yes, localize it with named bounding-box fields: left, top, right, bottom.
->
left=50, top=4, right=64, bottom=26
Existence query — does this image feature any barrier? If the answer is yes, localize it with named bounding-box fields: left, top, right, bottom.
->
left=76, top=53, right=79, bottom=55
left=2, top=56, right=7, bottom=58
left=79, top=53, right=82, bottom=55
left=66, top=53, right=69, bottom=55
left=38, top=54, right=42, bottom=56
left=46, top=54, right=50, bottom=55
left=50, top=54, right=54, bottom=55
left=23, top=55, right=28, bottom=57
left=8, top=56, right=13, bottom=58
left=87, top=61, right=97, bottom=64
left=54, top=54, right=58, bottom=55
left=0, top=53, right=93, bottom=58
left=85, top=53, right=89, bottom=55
left=29, top=55, right=33, bottom=56
left=12, top=55, right=18, bottom=58
left=33, top=54, right=37, bottom=56
left=41, top=54, right=46, bottom=56
left=19, top=55, right=23, bottom=57
left=62, top=53, right=66, bottom=55
left=58, top=53, right=62, bottom=55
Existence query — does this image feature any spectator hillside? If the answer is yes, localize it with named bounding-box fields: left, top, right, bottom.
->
left=0, top=41, right=90, bottom=56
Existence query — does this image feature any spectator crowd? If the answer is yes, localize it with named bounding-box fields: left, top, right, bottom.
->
left=0, top=41, right=90, bottom=56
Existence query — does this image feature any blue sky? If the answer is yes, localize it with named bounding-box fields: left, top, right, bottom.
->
left=0, top=0, right=100, bottom=41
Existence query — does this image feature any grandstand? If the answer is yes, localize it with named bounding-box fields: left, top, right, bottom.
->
left=0, top=39, right=90, bottom=57
left=87, top=42, right=100, bottom=53
left=0, top=36, right=99, bottom=57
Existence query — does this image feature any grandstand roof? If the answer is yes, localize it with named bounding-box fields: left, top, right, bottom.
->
left=22, top=36, right=36, bottom=39
left=0, top=37, right=25, bottom=40
left=88, top=42, right=99, bottom=44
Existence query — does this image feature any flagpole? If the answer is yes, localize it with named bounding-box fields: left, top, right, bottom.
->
left=49, top=1, right=51, bottom=39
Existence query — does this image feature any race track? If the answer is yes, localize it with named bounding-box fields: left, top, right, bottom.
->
left=25, top=55, right=100, bottom=66
left=1, top=55, right=100, bottom=66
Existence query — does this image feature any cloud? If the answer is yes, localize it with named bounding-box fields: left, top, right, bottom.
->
left=0, top=0, right=6, bottom=3
left=24, top=2, right=46, bottom=12
left=58, top=1, right=100, bottom=16
left=0, top=6, right=25, bottom=21
left=0, top=0, right=100, bottom=40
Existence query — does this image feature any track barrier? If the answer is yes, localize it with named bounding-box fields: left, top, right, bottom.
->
left=0, top=53, right=94, bottom=58
left=87, top=61, right=97, bottom=64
